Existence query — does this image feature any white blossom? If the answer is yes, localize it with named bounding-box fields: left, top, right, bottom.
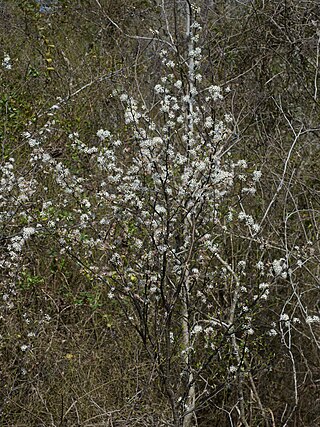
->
left=272, top=259, right=286, bottom=276
left=22, top=227, right=36, bottom=239
left=256, top=261, right=264, bottom=270
left=208, top=85, right=223, bottom=101
left=166, top=60, right=175, bottom=68
left=97, top=129, right=111, bottom=140
left=154, top=84, right=165, bottom=94
left=224, top=113, right=233, bottom=123
left=306, top=315, right=320, bottom=324
left=192, top=325, right=203, bottom=335
left=120, top=93, right=128, bottom=102
left=2, top=52, right=12, bottom=70
left=253, top=170, right=262, bottom=182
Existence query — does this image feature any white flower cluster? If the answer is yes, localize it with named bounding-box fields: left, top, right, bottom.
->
left=189, top=47, right=202, bottom=59
left=256, top=261, right=264, bottom=271
left=272, top=259, right=287, bottom=278
left=123, top=97, right=141, bottom=124
left=154, top=84, right=165, bottom=94
left=242, top=187, right=256, bottom=195
left=258, top=282, right=270, bottom=300
left=191, top=324, right=203, bottom=335
left=23, top=227, right=36, bottom=239
left=253, top=170, right=262, bottom=182
left=96, top=129, right=111, bottom=140
left=204, top=116, right=214, bottom=129
left=238, top=211, right=260, bottom=234
left=174, top=80, right=182, bottom=90
left=70, top=133, right=98, bottom=154
left=207, top=85, right=223, bottom=101
left=2, top=52, right=11, bottom=70
left=306, top=315, right=320, bottom=324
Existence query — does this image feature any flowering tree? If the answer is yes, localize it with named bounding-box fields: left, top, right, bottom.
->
left=1, top=5, right=259, bottom=425
left=2, top=1, right=320, bottom=426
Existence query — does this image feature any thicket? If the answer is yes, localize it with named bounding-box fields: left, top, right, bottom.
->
left=1, top=1, right=320, bottom=426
